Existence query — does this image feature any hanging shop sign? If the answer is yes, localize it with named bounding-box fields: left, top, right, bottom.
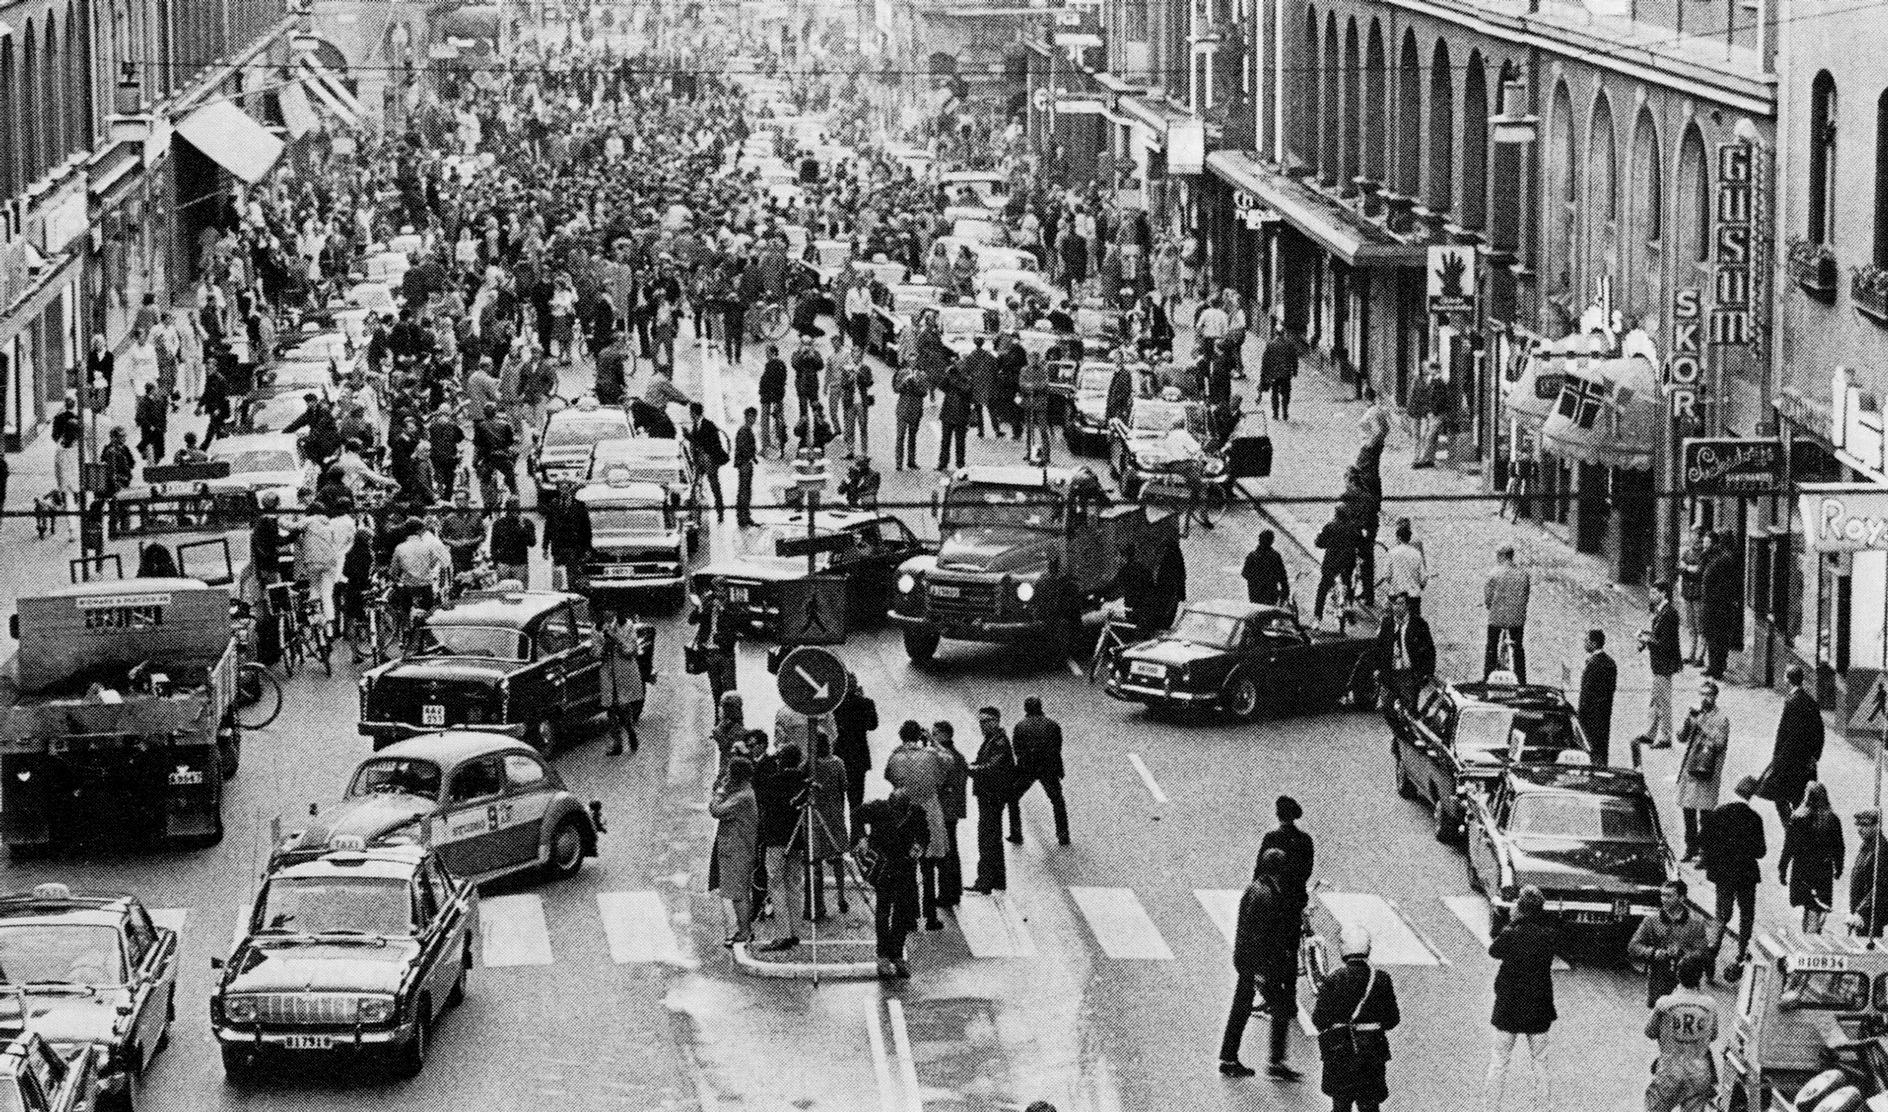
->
left=1426, top=245, right=1476, bottom=314
left=1711, top=142, right=1755, bottom=348
left=1666, top=286, right=1703, bottom=420
left=1168, top=119, right=1204, bottom=175
left=1681, top=438, right=1783, bottom=494
left=1800, top=484, right=1888, bottom=553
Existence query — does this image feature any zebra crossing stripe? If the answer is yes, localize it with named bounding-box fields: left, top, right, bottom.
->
left=955, top=891, right=1038, bottom=958
left=1317, top=892, right=1443, bottom=966
left=1441, top=895, right=1569, bottom=970
left=1069, top=887, right=1175, bottom=960
left=1193, top=889, right=1240, bottom=946
left=480, top=894, right=554, bottom=967
left=596, top=891, right=689, bottom=965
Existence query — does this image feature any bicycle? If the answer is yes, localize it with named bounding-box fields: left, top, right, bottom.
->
left=1088, top=601, right=1138, bottom=685
left=228, top=606, right=284, bottom=730
left=348, top=575, right=405, bottom=667
left=750, top=294, right=794, bottom=341
left=266, top=582, right=332, bottom=678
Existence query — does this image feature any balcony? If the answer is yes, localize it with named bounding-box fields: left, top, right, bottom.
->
left=1787, top=238, right=1837, bottom=303
left=1852, top=264, right=1888, bottom=326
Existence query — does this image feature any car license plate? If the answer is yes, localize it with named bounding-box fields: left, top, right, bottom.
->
left=284, top=1035, right=334, bottom=1051
left=1130, top=661, right=1165, bottom=678
left=167, top=768, right=204, bottom=786
left=727, top=586, right=749, bottom=603
left=422, top=704, right=445, bottom=726
left=931, top=585, right=960, bottom=599
left=1613, top=899, right=1631, bottom=918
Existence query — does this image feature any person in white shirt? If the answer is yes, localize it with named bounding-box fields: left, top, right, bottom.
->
left=1383, top=518, right=1429, bottom=616
left=1358, top=385, right=1390, bottom=453
left=1194, top=302, right=1229, bottom=358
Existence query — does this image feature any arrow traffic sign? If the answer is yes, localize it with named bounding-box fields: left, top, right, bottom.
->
left=776, top=646, right=848, bottom=717
left=1852, top=672, right=1888, bottom=733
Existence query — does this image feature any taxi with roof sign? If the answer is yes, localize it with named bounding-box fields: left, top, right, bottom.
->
left=531, top=398, right=633, bottom=496
left=585, top=436, right=700, bottom=549
left=0, top=883, right=177, bottom=1108
left=211, top=842, right=474, bottom=1079
left=573, top=471, right=692, bottom=604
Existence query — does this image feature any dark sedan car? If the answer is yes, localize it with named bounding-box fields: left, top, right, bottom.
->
left=1105, top=600, right=1377, bottom=719
left=1464, top=763, right=1677, bottom=945
left=690, top=509, right=928, bottom=637
left=1389, top=679, right=1592, bottom=843
left=358, top=592, right=603, bottom=751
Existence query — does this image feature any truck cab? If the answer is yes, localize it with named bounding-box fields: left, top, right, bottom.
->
left=1718, top=934, right=1888, bottom=1111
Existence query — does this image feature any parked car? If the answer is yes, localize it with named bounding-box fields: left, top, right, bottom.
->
left=690, top=509, right=928, bottom=638
left=1463, top=763, right=1676, bottom=943
left=1105, top=600, right=1378, bottom=719
left=0, top=884, right=178, bottom=1108
left=1062, top=363, right=1123, bottom=455
left=0, top=1032, right=100, bottom=1112
left=585, top=436, right=700, bottom=553
left=358, top=591, right=604, bottom=751
left=271, top=731, right=603, bottom=883
left=211, top=843, right=475, bottom=1079
left=1389, top=679, right=1593, bottom=843
left=531, top=399, right=633, bottom=496
left=1108, top=391, right=1222, bottom=501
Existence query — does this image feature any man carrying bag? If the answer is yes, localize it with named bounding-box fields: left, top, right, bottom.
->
left=1313, top=927, right=1401, bottom=1112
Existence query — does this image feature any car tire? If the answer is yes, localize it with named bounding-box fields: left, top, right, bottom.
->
left=546, top=816, right=586, bottom=880
left=902, top=628, right=939, bottom=663
left=1223, top=675, right=1261, bottom=721
left=1394, top=746, right=1418, bottom=800
left=445, top=942, right=470, bottom=1008
left=1432, top=796, right=1458, bottom=844
left=393, top=1010, right=429, bottom=1079
left=529, top=718, right=559, bottom=753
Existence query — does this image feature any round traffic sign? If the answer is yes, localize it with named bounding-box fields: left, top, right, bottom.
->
left=776, top=646, right=848, bottom=717
left=1032, top=87, right=1051, bottom=111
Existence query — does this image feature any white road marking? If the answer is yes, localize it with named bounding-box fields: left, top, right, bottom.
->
left=886, top=999, right=925, bottom=1112
left=480, top=894, right=555, bottom=967
left=597, top=891, right=688, bottom=965
left=866, top=1004, right=899, bottom=1112
left=956, top=892, right=1038, bottom=958
left=1194, top=888, right=1241, bottom=945
left=1069, top=886, right=1175, bottom=960
left=1442, top=895, right=1569, bottom=970
left=1126, top=753, right=1169, bottom=804
left=1316, top=892, right=1442, bottom=966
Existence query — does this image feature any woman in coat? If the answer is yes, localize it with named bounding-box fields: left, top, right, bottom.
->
left=1484, top=887, right=1557, bottom=1112
left=854, top=786, right=929, bottom=979
left=711, top=692, right=748, bottom=775
left=709, top=758, right=759, bottom=947
left=1780, top=782, right=1846, bottom=933
left=883, top=721, right=951, bottom=930
left=601, top=609, right=645, bottom=756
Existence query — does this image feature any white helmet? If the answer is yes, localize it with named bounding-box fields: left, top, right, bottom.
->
left=1338, top=925, right=1373, bottom=960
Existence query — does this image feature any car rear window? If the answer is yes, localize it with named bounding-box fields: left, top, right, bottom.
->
left=1453, top=706, right=1516, bottom=753
left=1511, top=793, right=1659, bottom=841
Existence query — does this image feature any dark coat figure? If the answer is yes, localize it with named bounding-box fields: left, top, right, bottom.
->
left=856, top=790, right=929, bottom=969
left=1313, top=955, right=1401, bottom=1107
left=1220, top=868, right=1300, bottom=1071
left=1699, top=545, right=1739, bottom=677
left=1701, top=799, right=1767, bottom=890
left=967, top=725, right=1017, bottom=891
left=1375, top=608, right=1436, bottom=688
left=1489, top=914, right=1559, bottom=1035
left=1578, top=647, right=1618, bottom=766
left=1242, top=537, right=1290, bottom=607
left=1853, top=829, right=1888, bottom=938
left=1258, top=820, right=1315, bottom=915
left=1759, top=684, right=1825, bottom=816
left=1780, top=804, right=1844, bottom=917
left=832, top=681, right=879, bottom=830
left=1008, top=703, right=1069, bottom=845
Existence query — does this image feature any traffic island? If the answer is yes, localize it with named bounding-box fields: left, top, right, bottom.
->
left=732, top=936, right=881, bottom=979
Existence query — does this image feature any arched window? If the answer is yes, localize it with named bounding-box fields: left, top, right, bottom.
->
left=1809, top=71, right=1838, bottom=245
left=1874, top=90, right=1888, bottom=266
left=1544, top=82, right=1578, bottom=305
left=1341, top=19, right=1361, bottom=187
left=1586, top=93, right=1618, bottom=294
left=21, top=20, right=39, bottom=184
left=1321, top=13, right=1339, bottom=184
left=1626, top=108, right=1663, bottom=319
left=1299, top=8, right=1319, bottom=171
left=1677, top=124, right=1710, bottom=267
left=1363, top=21, right=1387, bottom=182
left=1396, top=31, right=1421, bottom=197
left=1425, top=40, right=1453, bottom=213
left=1460, top=53, right=1488, bottom=230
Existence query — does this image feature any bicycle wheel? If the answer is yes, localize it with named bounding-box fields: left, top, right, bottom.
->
left=760, top=301, right=792, bottom=340
left=234, top=663, right=284, bottom=730
left=310, top=623, right=334, bottom=677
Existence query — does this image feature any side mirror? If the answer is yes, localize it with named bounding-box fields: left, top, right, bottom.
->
left=209, top=956, right=223, bottom=970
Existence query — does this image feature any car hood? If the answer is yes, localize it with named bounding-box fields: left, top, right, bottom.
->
left=4, top=990, right=131, bottom=1046
left=1122, top=433, right=1203, bottom=467
left=592, top=530, right=684, bottom=552
left=1123, top=639, right=1226, bottom=669
left=293, top=793, right=434, bottom=848
left=696, top=557, right=804, bottom=584
left=223, top=939, right=420, bottom=995
left=1508, top=838, right=1670, bottom=892
left=375, top=657, right=525, bottom=682
left=934, top=528, right=1056, bottom=575
left=1073, top=391, right=1110, bottom=421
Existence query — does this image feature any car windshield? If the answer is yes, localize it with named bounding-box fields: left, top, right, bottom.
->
left=218, top=449, right=299, bottom=475
left=942, top=484, right=1064, bottom=532
left=0, top=923, right=125, bottom=985
left=591, top=508, right=669, bottom=534
left=347, top=758, right=444, bottom=800
left=1129, top=400, right=1209, bottom=437
left=414, top=624, right=528, bottom=660
left=936, top=308, right=988, bottom=334
left=1511, top=793, right=1660, bottom=842
left=1168, top=610, right=1242, bottom=649
left=1076, top=367, right=1118, bottom=393
left=545, top=416, right=628, bottom=448
left=255, top=877, right=413, bottom=937
left=1454, top=706, right=1517, bottom=754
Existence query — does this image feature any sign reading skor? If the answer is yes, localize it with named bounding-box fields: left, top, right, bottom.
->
left=1801, top=486, right=1888, bottom=552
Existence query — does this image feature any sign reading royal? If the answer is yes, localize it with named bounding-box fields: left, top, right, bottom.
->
left=1800, top=485, right=1888, bottom=552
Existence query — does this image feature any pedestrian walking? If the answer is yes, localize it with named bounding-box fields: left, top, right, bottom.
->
left=708, top=757, right=759, bottom=947
left=892, top=359, right=927, bottom=471
left=1700, top=533, right=1739, bottom=679
left=601, top=609, right=645, bottom=755
left=1576, top=631, right=1618, bottom=767
left=687, top=402, right=729, bottom=521
left=1779, top=782, right=1844, bottom=934
left=804, top=733, right=851, bottom=922
left=1677, top=680, right=1730, bottom=861
left=1643, top=955, right=1718, bottom=1112
left=1757, top=664, right=1824, bottom=828
left=1849, top=810, right=1888, bottom=938
left=690, top=588, right=739, bottom=705
left=1483, top=544, right=1531, bottom=682
left=1701, top=775, right=1765, bottom=978
left=1218, top=850, right=1302, bottom=1081
left=1628, top=880, right=1715, bottom=1006
left=855, top=786, right=928, bottom=979
left=1677, top=526, right=1708, bottom=665
left=833, top=672, right=878, bottom=834
left=543, top=482, right=592, bottom=592
left=487, top=496, right=536, bottom=587
left=967, top=707, right=1017, bottom=893
left=1374, top=593, right=1436, bottom=715
left=1633, top=581, right=1684, bottom=762
left=733, top=407, right=759, bottom=527
left=1483, top=886, right=1556, bottom=1112
left=751, top=741, right=807, bottom=952
left=1242, top=530, right=1291, bottom=608
left=791, top=334, right=824, bottom=426
left=1410, top=363, right=1448, bottom=469
left=1007, top=696, right=1069, bottom=846
left=1312, top=927, right=1401, bottom=1112
left=931, top=720, right=969, bottom=913
left=1259, top=321, right=1297, bottom=422
left=1258, top=796, right=1315, bottom=915
left=885, top=721, right=950, bottom=930
left=1382, top=519, right=1428, bottom=616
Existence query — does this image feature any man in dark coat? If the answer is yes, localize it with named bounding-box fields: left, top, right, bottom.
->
left=542, top=484, right=592, bottom=591
left=930, top=721, right=970, bottom=910
left=832, top=673, right=879, bottom=834
left=1258, top=320, right=1298, bottom=422
left=1242, top=530, right=1291, bottom=607
left=1312, top=927, right=1400, bottom=1111
left=1701, top=776, right=1766, bottom=978
left=1578, top=629, right=1618, bottom=767
left=1699, top=536, right=1739, bottom=679
left=1851, top=810, right=1888, bottom=938
left=1007, top=696, right=1069, bottom=846
left=1258, top=795, right=1314, bottom=916
left=1219, top=850, right=1302, bottom=1080
left=966, top=707, right=1016, bottom=893
left=1374, top=593, right=1435, bottom=717
left=1758, top=664, right=1825, bottom=826
left=935, top=362, right=971, bottom=471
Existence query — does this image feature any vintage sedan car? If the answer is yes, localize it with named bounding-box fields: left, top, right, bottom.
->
left=0, top=884, right=177, bottom=1107
left=1062, top=363, right=1125, bottom=455
left=271, top=731, right=603, bottom=883
left=941, top=170, right=1010, bottom=209
left=935, top=304, right=1000, bottom=357
left=1108, top=391, right=1223, bottom=500
left=871, top=283, right=945, bottom=363
left=1106, top=601, right=1378, bottom=719
left=1464, top=764, right=1676, bottom=943
left=690, top=510, right=928, bottom=638
left=150, top=432, right=316, bottom=508
left=586, top=436, right=701, bottom=550
left=574, top=476, right=692, bottom=602
left=531, top=399, right=633, bottom=495
left=0, top=1032, right=100, bottom=1112
left=358, top=591, right=604, bottom=750
left=211, top=843, right=474, bottom=1078
left=1390, top=679, right=1593, bottom=843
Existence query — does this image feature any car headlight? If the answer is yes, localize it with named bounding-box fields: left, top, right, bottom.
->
left=1015, top=581, right=1034, bottom=602
left=223, top=997, right=257, bottom=1023
left=356, top=995, right=396, bottom=1024
left=897, top=573, right=916, bottom=594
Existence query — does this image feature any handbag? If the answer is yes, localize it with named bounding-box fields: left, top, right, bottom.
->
left=853, top=840, right=890, bottom=887
left=683, top=643, right=707, bottom=675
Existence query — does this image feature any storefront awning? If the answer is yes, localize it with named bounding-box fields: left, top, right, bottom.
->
left=298, top=56, right=362, bottom=129
left=174, top=99, right=284, bottom=184
left=1205, top=150, right=1426, bottom=267
left=1506, top=332, right=1611, bottom=431
left=278, top=80, right=317, bottom=140
left=87, top=141, right=144, bottom=208
left=1119, top=95, right=1193, bottom=146
left=1540, top=354, right=1663, bottom=472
